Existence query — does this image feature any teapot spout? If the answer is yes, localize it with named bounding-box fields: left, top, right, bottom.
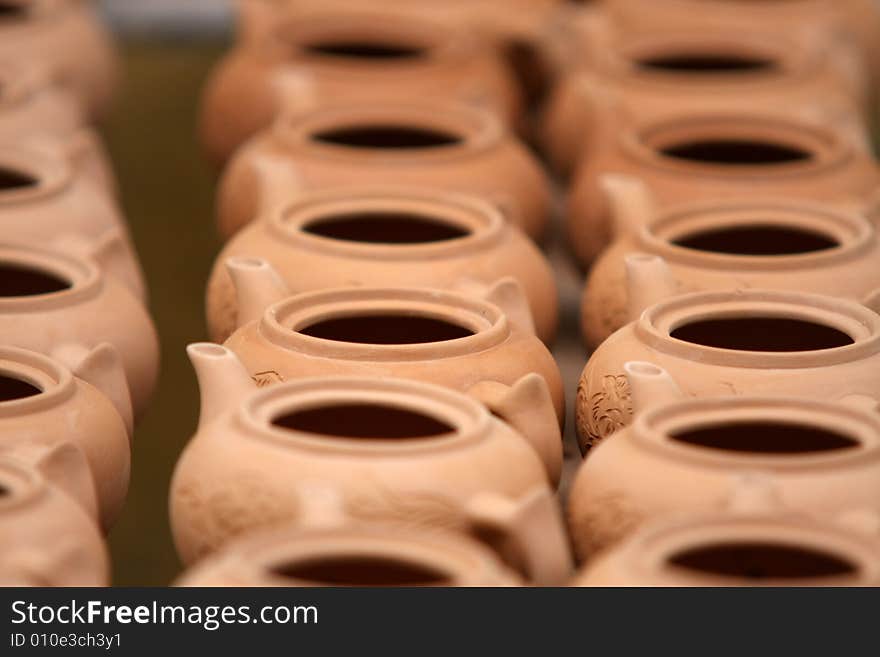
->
left=187, top=344, right=255, bottom=431
left=226, top=257, right=289, bottom=329
left=601, top=174, right=656, bottom=240
left=623, top=361, right=683, bottom=414
left=625, top=253, right=676, bottom=322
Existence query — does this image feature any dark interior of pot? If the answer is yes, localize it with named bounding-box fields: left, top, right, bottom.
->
left=272, top=555, right=451, bottom=586
left=668, top=541, right=858, bottom=580
left=0, top=374, right=41, bottom=403
left=304, top=40, right=427, bottom=60
left=0, top=166, right=38, bottom=191
left=0, top=263, right=71, bottom=297
left=303, top=211, right=470, bottom=244
left=0, top=3, right=27, bottom=20
left=299, top=314, right=474, bottom=345
left=273, top=403, right=455, bottom=439
left=670, top=316, right=854, bottom=352
left=670, top=420, right=859, bottom=454
left=660, top=138, right=813, bottom=165
left=312, top=124, right=463, bottom=150
left=637, top=52, right=776, bottom=73
left=672, top=224, right=839, bottom=255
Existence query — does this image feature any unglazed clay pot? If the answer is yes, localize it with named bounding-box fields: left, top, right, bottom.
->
left=0, top=0, right=119, bottom=120
left=572, top=484, right=880, bottom=587
left=0, top=345, right=130, bottom=530
left=542, top=13, right=866, bottom=175
left=0, top=242, right=160, bottom=420
left=171, top=355, right=573, bottom=584
left=566, top=111, right=880, bottom=265
left=0, top=451, right=108, bottom=586
left=569, top=377, right=880, bottom=558
left=0, top=141, right=143, bottom=300
left=177, top=524, right=523, bottom=587
left=206, top=188, right=558, bottom=343
left=217, top=286, right=564, bottom=476
left=576, top=289, right=880, bottom=452
left=603, top=0, right=880, bottom=94
left=0, top=62, right=115, bottom=191
left=200, top=10, right=521, bottom=167
left=217, top=103, right=551, bottom=241
left=581, top=183, right=880, bottom=348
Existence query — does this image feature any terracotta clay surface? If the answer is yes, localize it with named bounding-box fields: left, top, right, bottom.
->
left=172, top=351, right=573, bottom=584
left=581, top=187, right=880, bottom=348
left=0, top=0, right=119, bottom=120
left=216, top=102, right=551, bottom=241
left=0, top=455, right=108, bottom=586
left=576, top=289, right=880, bottom=452
left=566, top=111, right=880, bottom=265
left=542, top=12, right=866, bottom=174
left=214, top=319, right=561, bottom=477
left=572, top=505, right=880, bottom=587
left=569, top=387, right=880, bottom=558
left=200, top=10, right=522, bottom=167
left=176, top=524, right=523, bottom=587
left=0, top=243, right=160, bottom=420
left=0, top=346, right=130, bottom=530
left=207, top=188, right=558, bottom=343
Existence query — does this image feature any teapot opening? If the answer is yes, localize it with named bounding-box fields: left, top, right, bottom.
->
left=312, top=124, right=463, bottom=150
left=271, top=554, right=451, bottom=586
left=661, top=138, right=812, bottom=165
left=637, top=53, right=776, bottom=73
left=0, top=263, right=71, bottom=297
left=670, top=420, right=859, bottom=454
left=0, top=3, right=27, bottom=19
left=0, top=166, right=37, bottom=191
left=668, top=541, right=858, bottom=580
left=273, top=403, right=456, bottom=439
left=670, top=316, right=854, bottom=352
left=299, top=314, right=474, bottom=345
left=303, top=211, right=470, bottom=244
left=304, top=41, right=426, bottom=60
left=672, top=224, right=839, bottom=255
left=0, top=374, right=41, bottom=403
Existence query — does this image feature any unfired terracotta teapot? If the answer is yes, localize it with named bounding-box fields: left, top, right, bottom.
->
left=542, top=13, right=866, bottom=175
left=0, top=345, right=130, bottom=530
left=171, top=351, right=573, bottom=584
left=0, top=242, right=160, bottom=420
left=572, top=479, right=880, bottom=587
left=0, top=450, right=108, bottom=586
left=0, top=141, right=143, bottom=300
left=569, top=376, right=880, bottom=558
left=566, top=111, right=880, bottom=265
left=177, top=524, right=523, bottom=587
left=206, top=188, right=558, bottom=343
left=200, top=10, right=522, bottom=167
left=581, top=181, right=880, bottom=348
left=217, top=102, right=551, bottom=241
left=0, top=62, right=115, bottom=191
left=217, top=293, right=564, bottom=478
left=576, top=289, right=880, bottom=452
left=0, top=0, right=118, bottom=121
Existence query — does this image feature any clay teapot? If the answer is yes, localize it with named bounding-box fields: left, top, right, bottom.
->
left=0, top=62, right=115, bottom=191
left=0, top=140, right=143, bottom=300
left=0, top=242, right=160, bottom=420
left=0, top=448, right=108, bottom=586
left=206, top=187, right=558, bottom=343
left=566, top=111, right=880, bottom=265
left=216, top=102, right=551, bottom=241
left=581, top=181, right=880, bottom=348
left=542, top=13, right=866, bottom=175
left=215, top=297, right=563, bottom=478
left=200, top=9, right=522, bottom=167
left=0, top=0, right=119, bottom=120
left=576, top=289, right=880, bottom=452
left=569, top=371, right=880, bottom=558
left=572, top=478, right=880, bottom=587
left=177, top=524, right=523, bottom=587
left=171, top=349, right=573, bottom=584
left=0, top=345, right=130, bottom=530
